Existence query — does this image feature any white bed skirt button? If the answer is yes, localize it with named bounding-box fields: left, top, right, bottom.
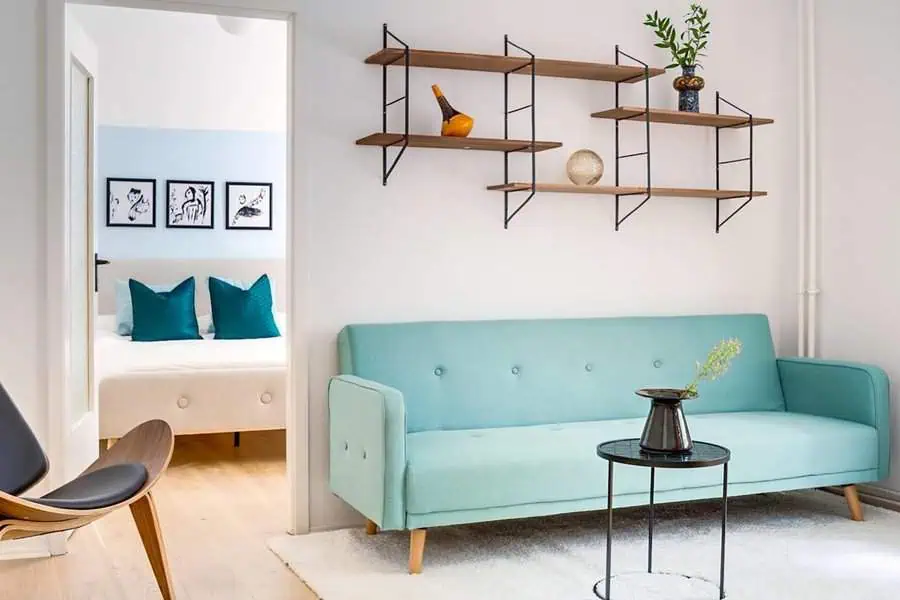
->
left=176, top=396, right=190, bottom=409
left=260, top=392, right=273, bottom=405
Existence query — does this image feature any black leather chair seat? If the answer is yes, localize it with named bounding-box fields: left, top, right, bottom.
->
left=28, top=463, right=148, bottom=510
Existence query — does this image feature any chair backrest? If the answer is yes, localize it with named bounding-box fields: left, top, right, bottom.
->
left=339, top=314, right=786, bottom=433
left=0, top=384, right=49, bottom=495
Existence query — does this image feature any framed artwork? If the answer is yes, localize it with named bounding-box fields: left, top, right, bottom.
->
left=226, top=182, right=273, bottom=230
left=106, top=178, right=156, bottom=227
left=166, top=180, right=214, bottom=229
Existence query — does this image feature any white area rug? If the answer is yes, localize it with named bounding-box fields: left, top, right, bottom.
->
left=268, top=491, right=900, bottom=600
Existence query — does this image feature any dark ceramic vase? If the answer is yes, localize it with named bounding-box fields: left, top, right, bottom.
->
left=673, top=65, right=705, bottom=113
left=637, top=388, right=696, bottom=454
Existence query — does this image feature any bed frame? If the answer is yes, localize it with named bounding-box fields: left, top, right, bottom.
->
left=96, top=259, right=287, bottom=443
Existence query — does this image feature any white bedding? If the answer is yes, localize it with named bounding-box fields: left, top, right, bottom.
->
left=94, top=314, right=287, bottom=378
left=95, top=314, right=287, bottom=439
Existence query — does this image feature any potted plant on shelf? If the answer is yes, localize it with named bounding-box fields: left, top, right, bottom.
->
left=644, top=3, right=711, bottom=113
left=638, top=338, right=741, bottom=454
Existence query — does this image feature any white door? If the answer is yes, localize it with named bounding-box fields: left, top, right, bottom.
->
left=63, top=15, right=100, bottom=484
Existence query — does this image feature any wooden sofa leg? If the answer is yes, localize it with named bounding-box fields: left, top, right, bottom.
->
left=365, top=519, right=378, bottom=535
left=408, top=529, right=427, bottom=574
left=106, top=438, right=118, bottom=451
left=844, top=485, right=864, bottom=521
left=130, top=492, right=175, bottom=600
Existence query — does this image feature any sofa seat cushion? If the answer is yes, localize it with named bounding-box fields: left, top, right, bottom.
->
left=405, top=411, right=878, bottom=515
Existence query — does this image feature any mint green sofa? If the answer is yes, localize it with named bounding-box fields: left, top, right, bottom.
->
left=328, top=314, right=890, bottom=572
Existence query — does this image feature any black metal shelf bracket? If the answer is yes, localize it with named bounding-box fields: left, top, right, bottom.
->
left=612, top=45, right=652, bottom=231
left=714, top=92, right=755, bottom=232
left=502, top=35, right=537, bottom=229
left=380, top=24, right=410, bottom=186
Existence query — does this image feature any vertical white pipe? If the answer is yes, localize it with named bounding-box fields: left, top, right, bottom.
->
left=805, top=0, right=820, bottom=358
left=796, top=0, right=809, bottom=357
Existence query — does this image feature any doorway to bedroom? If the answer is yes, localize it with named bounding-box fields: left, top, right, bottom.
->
left=61, top=4, right=298, bottom=592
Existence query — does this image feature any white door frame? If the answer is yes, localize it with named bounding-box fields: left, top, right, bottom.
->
left=45, top=0, right=310, bottom=535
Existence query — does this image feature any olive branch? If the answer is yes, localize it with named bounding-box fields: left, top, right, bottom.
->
left=684, top=338, right=742, bottom=398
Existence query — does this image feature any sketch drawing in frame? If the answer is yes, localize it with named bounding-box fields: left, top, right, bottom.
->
left=167, top=180, right=215, bottom=229
left=226, top=182, right=273, bottom=230
left=107, top=178, right=156, bottom=227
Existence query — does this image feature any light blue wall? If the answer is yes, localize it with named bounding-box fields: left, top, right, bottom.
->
left=97, top=126, right=286, bottom=259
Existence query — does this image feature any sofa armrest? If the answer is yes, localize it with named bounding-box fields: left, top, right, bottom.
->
left=777, top=357, right=891, bottom=480
left=328, top=374, right=407, bottom=531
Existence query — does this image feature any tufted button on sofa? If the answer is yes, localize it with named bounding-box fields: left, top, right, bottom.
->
left=328, top=314, right=890, bottom=573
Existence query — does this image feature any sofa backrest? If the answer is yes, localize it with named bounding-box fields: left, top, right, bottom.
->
left=338, top=314, right=785, bottom=433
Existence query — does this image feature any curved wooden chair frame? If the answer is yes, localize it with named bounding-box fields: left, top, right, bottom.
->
left=0, top=420, right=175, bottom=599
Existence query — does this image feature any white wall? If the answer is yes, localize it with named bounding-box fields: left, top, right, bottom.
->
left=69, top=5, right=287, bottom=131
left=816, top=1, right=900, bottom=493
left=0, top=1, right=47, bottom=448
left=3, top=0, right=800, bottom=535
left=298, top=0, right=801, bottom=529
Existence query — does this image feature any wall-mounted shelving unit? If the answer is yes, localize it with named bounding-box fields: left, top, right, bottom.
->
left=488, top=183, right=767, bottom=200
left=356, top=24, right=663, bottom=228
left=591, top=106, right=774, bottom=128
left=590, top=92, right=774, bottom=232
left=355, top=25, right=566, bottom=188
left=488, top=87, right=774, bottom=231
left=356, top=133, right=560, bottom=153
left=364, top=48, right=664, bottom=82
left=491, top=42, right=659, bottom=228
left=358, top=25, right=774, bottom=232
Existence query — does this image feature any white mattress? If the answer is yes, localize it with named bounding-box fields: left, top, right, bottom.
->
left=95, top=314, right=287, bottom=438
left=94, top=314, right=287, bottom=378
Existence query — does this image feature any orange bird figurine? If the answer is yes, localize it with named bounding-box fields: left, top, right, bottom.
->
left=432, top=84, right=474, bottom=137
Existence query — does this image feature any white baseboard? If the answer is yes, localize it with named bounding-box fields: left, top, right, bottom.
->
left=857, top=484, right=900, bottom=512
left=310, top=519, right=360, bottom=534
left=0, top=537, right=51, bottom=561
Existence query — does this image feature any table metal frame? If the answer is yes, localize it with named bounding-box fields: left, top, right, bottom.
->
left=596, top=440, right=730, bottom=600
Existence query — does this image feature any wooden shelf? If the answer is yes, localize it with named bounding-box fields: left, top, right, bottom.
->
left=365, top=48, right=664, bottom=83
left=356, top=133, right=562, bottom=153
left=591, top=106, right=774, bottom=128
left=487, top=182, right=767, bottom=200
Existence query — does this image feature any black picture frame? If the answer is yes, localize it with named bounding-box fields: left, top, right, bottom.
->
left=106, top=178, right=157, bottom=228
left=166, top=179, right=215, bottom=229
left=225, top=181, right=274, bottom=231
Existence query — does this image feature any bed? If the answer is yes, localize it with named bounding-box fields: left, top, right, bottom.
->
left=95, top=313, right=287, bottom=441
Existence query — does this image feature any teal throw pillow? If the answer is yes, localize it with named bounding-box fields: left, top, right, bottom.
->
left=129, top=277, right=202, bottom=342
left=205, top=275, right=277, bottom=333
left=208, top=275, right=281, bottom=340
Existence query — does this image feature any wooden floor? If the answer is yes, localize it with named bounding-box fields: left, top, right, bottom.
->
left=0, top=431, right=317, bottom=600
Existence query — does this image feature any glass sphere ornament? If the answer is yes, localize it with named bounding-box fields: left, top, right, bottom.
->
left=566, top=149, right=604, bottom=185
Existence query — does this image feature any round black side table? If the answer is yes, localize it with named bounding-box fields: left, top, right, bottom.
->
left=595, top=439, right=731, bottom=600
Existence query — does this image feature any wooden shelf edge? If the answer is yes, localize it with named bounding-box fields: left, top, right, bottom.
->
left=356, top=133, right=562, bottom=153
left=488, top=182, right=768, bottom=199
left=591, top=106, right=774, bottom=128
left=365, top=48, right=664, bottom=83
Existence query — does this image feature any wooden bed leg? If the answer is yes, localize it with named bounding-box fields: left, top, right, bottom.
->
left=844, top=485, right=864, bottom=521
left=233, top=432, right=241, bottom=448
left=130, top=492, right=175, bottom=600
left=105, top=438, right=118, bottom=451
left=365, top=519, right=378, bottom=535
left=408, top=529, right=426, bottom=574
